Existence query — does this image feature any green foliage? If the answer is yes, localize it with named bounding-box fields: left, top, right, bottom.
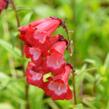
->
left=0, top=0, right=109, bottom=109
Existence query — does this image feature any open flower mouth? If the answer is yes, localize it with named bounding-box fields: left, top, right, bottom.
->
left=29, top=70, right=42, bottom=81
left=29, top=47, right=41, bottom=61
left=34, top=31, right=48, bottom=44
left=48, top=80, right=67, bottom=95
left=46, top=52, right=65, bottom=69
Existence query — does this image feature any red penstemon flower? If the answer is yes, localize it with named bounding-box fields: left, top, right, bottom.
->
left=24, top=35, right=63, bottom=55
left=19, top=17, right=62, bottom=46
left=0, top=0, right=8, bottom=13
left=44, top=64, right=72, bottom=100
left=50, top=40, right=68, bottom=55
left=23, top=44, right=42, bottom=66
left=44, top=40, right=68, bottom=75
left=26, top=62, right=44, bottom=88
left=45, top=51, right=65, bottom=75
left=19, top=17, right=73, bottom=100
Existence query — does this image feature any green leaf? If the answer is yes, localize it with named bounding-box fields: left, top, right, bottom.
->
left=74, top=104, right=83, bottom=109
left=84, top=58, right=96, bottom=65
left=22, top=12, right=33, bottom=25
left=104, top=53, right=109, bottom=69
left=56, top=100, right=72, bottom=109
left=0, top=72, right=10, bottom=90
left=0, top=39, right=21, bottom=59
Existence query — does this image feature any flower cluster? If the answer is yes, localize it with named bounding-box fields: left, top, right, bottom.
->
left=0, top=0, right=8, bottom=13
left=19, top=17, right=73, bottom=100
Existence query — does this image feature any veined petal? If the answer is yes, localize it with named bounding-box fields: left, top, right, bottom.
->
left=50, top=40, right=68, bottom=54
left=26, top=62, right=44, bottom=88
left=19, top=17, right=62, bottom=45
left=24, top=45, right=42, bottom=66
left=35, top=17, right=61, bottom=32
left=33, top=31, right=48, bottom=44
left=44, top=64, right=72, bottom=100
left=46, top=52, right=65, bottom=71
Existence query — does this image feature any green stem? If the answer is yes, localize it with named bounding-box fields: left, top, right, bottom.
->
left=10, top=1, right=30, bottom=109
left=72, top=0, right=77, bottom=105
left=25, top=84, right=30, bottom=109
left=10, top=0, right=20, bottom=27
left=72, top=70, right=77, bottom=105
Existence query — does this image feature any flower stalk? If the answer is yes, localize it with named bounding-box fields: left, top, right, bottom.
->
left=63, top=21, right=77, bottom=105
left=72, top=69, right=77, bottom=104
left=10, top=0, right=20, bottom=27
left=10, top=0, right=30, bottom=109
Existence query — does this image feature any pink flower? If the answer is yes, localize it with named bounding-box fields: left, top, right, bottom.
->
left=19, top=17, right=73, bottom=100
left=45, top=51, right=65, bottom=75
left=26, top=62, right=44, bottom=88
left=19, top=25, right=35, bottom=45
left=23, top=34, right=65, bottom=55
left=50, top=40, right=68, bottom=55
left=23, top=44, right=42, bottom=66
left=44, top=64, right=72, bottom=100
left=19, top=17, right=62, bottom=46
left=44, top=40, right=68, bottom=75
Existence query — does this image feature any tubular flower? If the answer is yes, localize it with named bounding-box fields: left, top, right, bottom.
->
left=23, top=34, right=64, bottom=55
left=44, top=40, right=68, bottom=75
left=26, top=62, right=44, bottom=88
left=19, top=17, right=62, bottom=46
left=19, top=17, right=73, bottom=100
left=45, top=51, right=65, bottom=75
left=50, top=40, right=68, bottom=55
left=23, top=44, right=42, bottom=66
left=0, top=0, right=8, bottom=13
left=44, top=64, right=72, bottom=100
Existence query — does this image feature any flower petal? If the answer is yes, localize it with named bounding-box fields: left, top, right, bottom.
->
left=46, top=52, right=65, bottom=74
left=24, top=45, right=42, bottom=66
left=50, top=40, right=68, bottom=54
left=26, top=62, right=44, bottom=88
left=44, top=64, right=72, bottom=100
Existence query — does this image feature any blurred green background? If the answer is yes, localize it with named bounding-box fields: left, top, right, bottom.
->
left=0, top=0, right=109, bottom=109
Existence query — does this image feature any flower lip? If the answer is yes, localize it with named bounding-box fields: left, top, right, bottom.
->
left=48, top=79, right=67, bottom=95
left=46, top=52, right=65, bottom=70
left=62, top=39, right=68, bottom=46
left=29, top=70, right=42, bottom=81
left=29, top=47, right=41, bottom=61
left=26, top=62, right=45, bottom=88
